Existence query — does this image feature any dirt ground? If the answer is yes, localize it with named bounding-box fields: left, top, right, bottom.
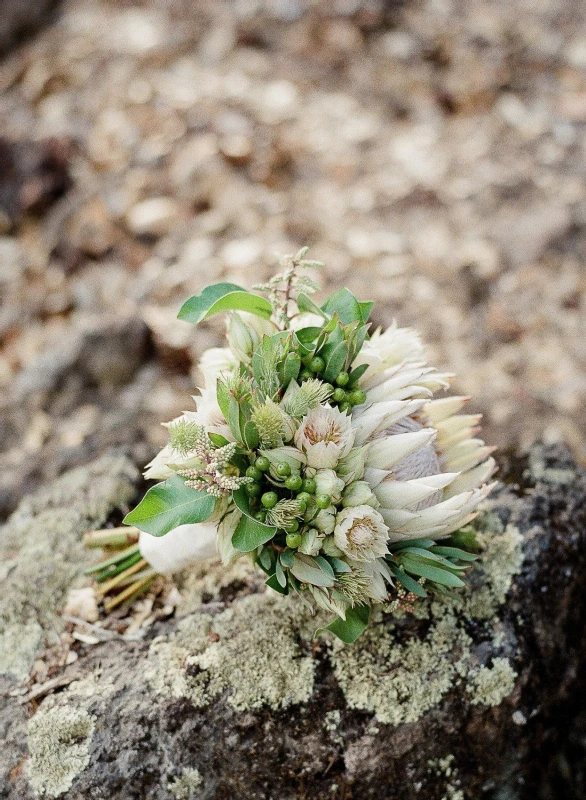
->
left=1, top=0, right=586, bottom=518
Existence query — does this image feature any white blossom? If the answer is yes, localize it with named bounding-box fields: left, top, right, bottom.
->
left=294, top=405, right=355, bottom=469
left=333, top=505, right=389, bottom=562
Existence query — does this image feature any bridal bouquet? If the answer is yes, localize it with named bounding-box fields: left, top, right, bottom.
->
left=86, top=249, right=496, bottom=642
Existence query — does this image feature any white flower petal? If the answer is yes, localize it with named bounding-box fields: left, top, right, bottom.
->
left=366, top=429, right=437, bottom=471
left=139, top=523, right=217, bottom=574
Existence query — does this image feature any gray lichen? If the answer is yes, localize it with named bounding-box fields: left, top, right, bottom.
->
left=467, top=658, right=518, bottom=707
left=147, top=591, right=315, bottom=712
left=168, top=768, right=203, bottom=799
left=0, top=454, right=139, bottom=679
left=27, top=706, right=95, bottom=797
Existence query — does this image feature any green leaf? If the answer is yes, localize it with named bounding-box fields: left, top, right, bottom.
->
left=320, top=605, right=370, bottom=643
left=329, top=557, right=352, bottom=574
left=232, top=488, right=277, bottom=551
left=266, top=574, right=289, bottom=595
left=280, top=550, right=294, bottom=568
left=348, top=363, right=369, bottom=384
left=321, top=288, right=370, bottom=326
left=295, top=327, right=322, bottom=344
left=258, top=546, right=273, bottom=571
left=208, top=432, right=230, bottom=448
left=297, top=292, right=327, bottom=319
left=228, top=396, right=246, bottom=444
left=178, top=283, right=272, bottom=324
left=390, top=538, right=436, bottom=552
left=322, top=340, right=348, bottom=383
left=388, top=563, right=428, bottom=597
left=290, top=553, right=335, bottom=587
left=232, top=514, right=276, bottom=552
left=282, top=352, right=301, bottom=386
left=399, top=558, right=466, bottom=588
left=216, top=379, right=231, bottom=420
left=313, top=555, right=335, bottom=579
left=123, top=475, right=216, bottom=537
left=429, top=546, right=478, bottom=562
left=275, top=558, right=287, bottom=588
left=243, top=420, right=260, bottom=449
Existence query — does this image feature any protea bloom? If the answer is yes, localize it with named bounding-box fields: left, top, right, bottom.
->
left=353, top=325, right=496, bottom=544
left=294, top=405, right=355, bottom=469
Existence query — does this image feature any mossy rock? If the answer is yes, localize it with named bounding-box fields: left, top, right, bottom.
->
left=1, top=444, right=586, bottom=799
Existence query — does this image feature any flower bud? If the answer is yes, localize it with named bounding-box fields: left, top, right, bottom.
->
left=299, top=527, right=324, bottom=556
left=313, top=506, right=337, bottom=535
left=342, top=480, right=378, bottom=508
left=336, top=445, right=368, bottom=482
left=314, top=469, right=345, bottom=504
left=227, top=313, right=256, bottom=363
left=321, top=535, right=344, bottom=558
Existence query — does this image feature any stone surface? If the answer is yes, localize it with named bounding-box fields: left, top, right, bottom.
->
left=1, top=443, right=585, bottom=798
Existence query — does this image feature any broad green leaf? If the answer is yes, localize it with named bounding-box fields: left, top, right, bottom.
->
left=357, top=301, right=374, bottom=322
left=297, top=292, right=327, bottom=318
left=295, top=326, right=322, bottom=344
left=290, top=553, right=335, bottom=587
left=228, top=396, right=246, bottom=444
left=258, top=546, right=273, bottom=571
left=232, top=514, right=276, bottom=552
left=320, top=605, right=370, bottom=643
left=178, top=283, right=272, bottom=324
left=282, top=352, right=301, bottom=386
left=322, top=341, right=348, bottom=383
left=280, top=550, right=294, bottom=568
left=123, top=475, right=215, bottom=537
left=321, top=288, right=368, bottom=326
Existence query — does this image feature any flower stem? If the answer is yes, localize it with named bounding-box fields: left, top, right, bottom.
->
left=83, top=527, right=139, bottom=549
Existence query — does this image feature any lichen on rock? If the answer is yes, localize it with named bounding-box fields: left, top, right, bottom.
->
left=0, top=454, right=139, bottom=679
left=147, top=591, right=315, bottom=712
left=27, top=706, right=95, bottom=798
left=467, top=658, right=518, bottom=707
left=168, top=768, right=203, bottom=799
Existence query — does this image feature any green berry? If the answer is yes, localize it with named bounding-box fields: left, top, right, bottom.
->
left=276, top=462, right=291, bottom=477
left=322, top=383, right=334, bottom=395
left=339, top=401, right=352, bottom=413
left=255, top=456, right=270, bottom=472
left=286, top=532, right=303, bottom=548
left=332, top=387, right=346, bottom=403
left=254, top=510, right=267, bottom=522
left=285, top=474, right=303, bottom=491
left=245, top=482, right=262, bottom=497
left=335, top=371, right=350, bottom=387
left=296, top=499, right=308, bottom=514
left=316, top=493, right=331, bottom=509
left=246, top=465, right=263, bottom=481
left=284, top=519, right=300, bottom=533
left=299, top=369, right=312, bottom=381
left=261, top=491, right=279, bottom=509
left=296, top=491, right=312, bottom=506
left=349, top=389, right=367, bottom=406
left=309, top=356, right=325, bottom=373
left=302, top=478, right=316, bottom=494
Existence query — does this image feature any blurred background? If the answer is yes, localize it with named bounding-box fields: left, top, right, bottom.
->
left=1, top=0, right=585, bottom=520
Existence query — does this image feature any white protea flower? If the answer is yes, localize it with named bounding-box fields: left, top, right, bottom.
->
left=192, top=386, right=233, bottom=442
left=294, top=405, right=355, bottom=469
left=353, top=324, right=497, bottom=544
left=333, top=505, right=389, bottom=562
left=198, top=346, right=237, bottom=387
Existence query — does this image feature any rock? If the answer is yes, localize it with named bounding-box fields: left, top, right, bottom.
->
left=125, top=198, right=182, bottom=238
left=0, top=0, right=61, bottom=54
left=0, top=137, right=72, bottom=230
left=1, top=443, right=586, bottom=798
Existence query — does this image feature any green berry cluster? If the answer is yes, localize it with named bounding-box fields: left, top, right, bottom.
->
left=298, top=356, right=366, bottom=413
left=243, top=456, right=332, bottom=551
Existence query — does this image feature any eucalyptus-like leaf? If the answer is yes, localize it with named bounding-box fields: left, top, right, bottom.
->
left=290, top=553, right=335, bottom=587
left=178, top=283, right=272, bottom=324
left=319, top=605, right=370, bottom=643
left=123, top=475, right=216, bottom=537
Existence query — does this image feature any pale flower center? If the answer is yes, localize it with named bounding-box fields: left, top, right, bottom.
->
left=304, top=419, right=341, bottom=446
left=348, top=519, right=377, bottom=547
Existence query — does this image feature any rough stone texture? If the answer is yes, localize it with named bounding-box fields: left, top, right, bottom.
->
left=1, top=443, right=585, bottom=799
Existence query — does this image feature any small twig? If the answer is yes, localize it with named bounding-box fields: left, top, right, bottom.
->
left=19, top=675, right=80, bottom=705
left=83, top=527, right=139, bottom=549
